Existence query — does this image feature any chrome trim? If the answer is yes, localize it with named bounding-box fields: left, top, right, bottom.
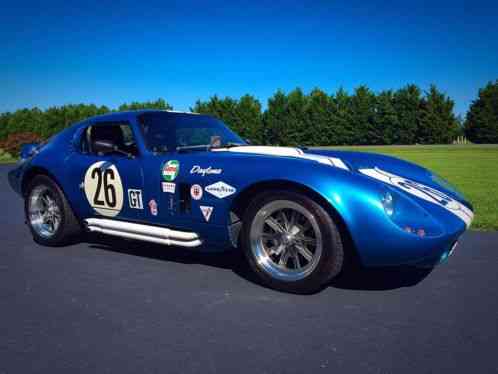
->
left=85, top=218, right=202, bottom=247
left=28, top=185, right=62, bottom=238
left=249, top=200, right=323, bottom=282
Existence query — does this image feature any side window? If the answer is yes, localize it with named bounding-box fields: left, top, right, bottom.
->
left=80, top=122, right=138, bottom=156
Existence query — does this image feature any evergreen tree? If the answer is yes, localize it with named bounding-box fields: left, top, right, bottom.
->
left=118, top=98, right=172, bottom=111
left=284, top=88, right=308, bottom=146
left=350, top=86, right=378, bottom=144
left=330, top=88, right=353, bottom=145
left=375, top=90, right=398, bottom=145
left=305, top=88, right=333, bottom=146
left=392, top=85, right=421, bottom=144
left=263, top=90, right=289, bottom=145
left=192, top=95, right=263, bottom=144
left=464, top=80, right=498, bottom=143
left=418, top=85, right=459, bottom=143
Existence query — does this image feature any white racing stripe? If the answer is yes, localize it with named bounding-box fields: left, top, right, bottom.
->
left=213, top=146, right=349, bottom=170
left=360, top=168, right=474, bottom=228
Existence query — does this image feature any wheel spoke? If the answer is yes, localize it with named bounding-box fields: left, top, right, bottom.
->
left=297, top=236, right=316, bottom=246
left=295, top=243, right=314, bottom=262
left=269, top=243, right=286, bottom=256
left=292, top=252, right=302, bottom=269
left=265, top=216, right=286, bottom=234
left=52, top=214, right=60, bottom=229
left=278, top=210, right=290, bottom=230
left=301, top=220, right=311, bottom=233
left=262, top=232, right=279, bottom=241
left=41, top=196, right=50, bottom=207
left=279, top=249, right=291, bottom=266
left=289, top=224, right=301, bottom=236
left=40, top=211, right=49, bottom=222
left=288, top=210, right=297, bottom=228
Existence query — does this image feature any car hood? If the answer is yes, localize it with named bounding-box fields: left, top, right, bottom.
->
left=217, top=145, right=426, bottom=177
left=216, top=145, right=468, bottom=204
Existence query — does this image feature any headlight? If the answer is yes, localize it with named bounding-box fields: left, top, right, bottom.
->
left=381, top=191, right=394, bottom=216
left=380, top=188, right=443, bottom=238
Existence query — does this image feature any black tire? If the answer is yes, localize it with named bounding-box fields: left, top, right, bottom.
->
left=25, top=175, right=82, bottom=246
left=241, top=190, right=344, bottom=294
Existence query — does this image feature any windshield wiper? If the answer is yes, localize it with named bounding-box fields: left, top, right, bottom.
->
left=176, top=142, right=248, bottom=153
left=224, top=142, right=248, bottom=148
left=176, top=144, right=211, bottom=153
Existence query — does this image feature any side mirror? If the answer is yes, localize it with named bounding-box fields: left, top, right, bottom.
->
left=20, top=143, right=39, bottom=159
left=245, top=138, right=252, bottom=145
left=93, top=140, right=116, bottom=155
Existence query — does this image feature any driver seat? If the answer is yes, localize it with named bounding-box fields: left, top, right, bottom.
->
left=90, top=125, right=125, bottom=153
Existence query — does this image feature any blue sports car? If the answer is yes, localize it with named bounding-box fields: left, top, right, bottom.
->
left=8, top=110, right=474, bottom=293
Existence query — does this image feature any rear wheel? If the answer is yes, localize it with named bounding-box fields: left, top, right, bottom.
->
left=241, top=190, right=344, bottom=294
left=25, top=175, right=82, bottom=246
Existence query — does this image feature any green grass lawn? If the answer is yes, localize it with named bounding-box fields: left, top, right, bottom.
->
left=325, top=144, right=498, bottom=231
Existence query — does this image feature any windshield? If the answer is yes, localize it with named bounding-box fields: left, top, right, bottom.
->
left=138, top=112, right=246, bottom=153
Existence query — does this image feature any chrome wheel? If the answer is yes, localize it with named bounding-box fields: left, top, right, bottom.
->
left=28, top=185, right=61, bottom=239
left=249, top=200, right=323, bottom=281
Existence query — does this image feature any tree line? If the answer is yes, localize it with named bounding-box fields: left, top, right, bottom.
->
left=1, top=81, right=497, bottom=151
left=193, top=85, right=462, bottom=146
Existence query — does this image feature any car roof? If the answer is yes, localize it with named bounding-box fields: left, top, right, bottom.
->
left=82, top=109, right=201, bottom=125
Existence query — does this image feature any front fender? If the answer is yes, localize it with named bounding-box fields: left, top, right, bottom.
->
left=224, top=155, right=463, bottom=267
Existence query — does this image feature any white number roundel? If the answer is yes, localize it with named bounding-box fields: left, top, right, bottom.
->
left=84, top=161, right=124, bottom=217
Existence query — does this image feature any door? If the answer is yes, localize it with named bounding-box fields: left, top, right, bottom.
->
left=66, top=121, right=145, bottom=222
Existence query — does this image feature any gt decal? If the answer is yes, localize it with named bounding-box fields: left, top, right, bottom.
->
left=84, top=161, right=124, bottom=217
left=190, top=165, right=222, bottom=176
left=200, top=206, right=213, bottom=222
left=162, top=160, right=180, bottom=182
left=190, top=184, right=203, bottom=200
left=128, top=189, right=143, bottom=209
left=205, top=181, right=236, bottom=199
left=162, top=182, right=176, bottom=194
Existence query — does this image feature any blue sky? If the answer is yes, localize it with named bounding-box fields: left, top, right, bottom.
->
left=1, top=0, right=497, bottom=115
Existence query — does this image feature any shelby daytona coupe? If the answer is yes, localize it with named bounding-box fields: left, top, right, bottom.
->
left=9, top=110, right=474, bottom=293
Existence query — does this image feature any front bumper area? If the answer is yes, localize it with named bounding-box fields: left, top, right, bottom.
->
left=412, top=240, right=459, bottom=268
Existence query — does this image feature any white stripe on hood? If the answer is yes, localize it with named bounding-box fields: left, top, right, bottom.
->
left=213, top=146, right=349, bottom=170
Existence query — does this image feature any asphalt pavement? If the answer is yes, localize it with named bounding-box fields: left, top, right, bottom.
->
left=1, top=164, right=497, bottom=373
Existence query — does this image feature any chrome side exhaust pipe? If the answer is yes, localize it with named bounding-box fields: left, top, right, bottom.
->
left=85, top=218, right=202, bottom=248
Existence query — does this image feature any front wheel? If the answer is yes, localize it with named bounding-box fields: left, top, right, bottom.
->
left=25, top=175, right=82, bottom=246
left=241, top=191, right=344, bottom=294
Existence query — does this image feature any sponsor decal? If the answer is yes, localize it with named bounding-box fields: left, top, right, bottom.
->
left=84, top=161, right=124, bottom=217
left=190, top=184, right=203, bottom=200
left=148, top=199, right=158, bottom=216
left=162, top=160, right=180, bottom=181
left=200, top=206, right=213, bottom=222
left=205, top=181, right=236, bottom=199
left=162, top=182, right=176, bottom=194
left=190, top=165, right=222, bottom=176
left=128, top=189, right=143, bottom=209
